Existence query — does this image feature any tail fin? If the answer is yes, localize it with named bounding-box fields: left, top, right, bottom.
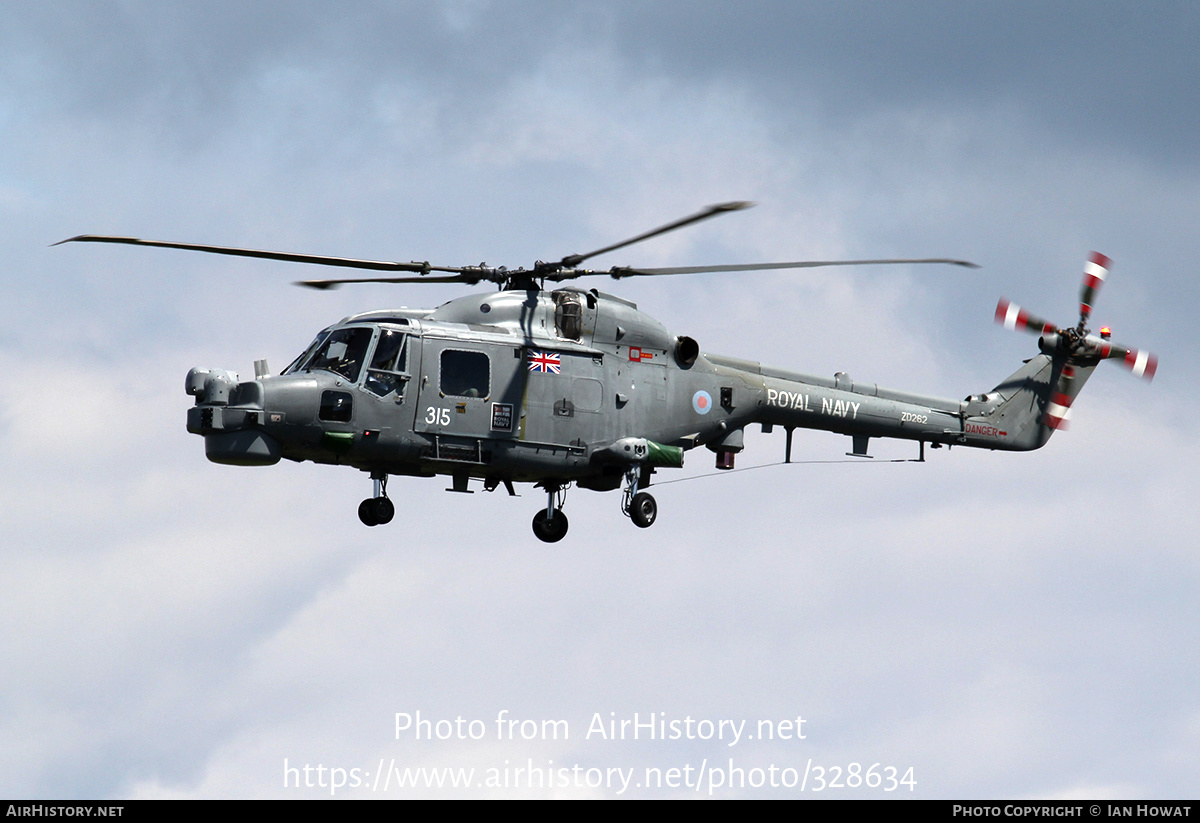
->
left=964, top=354, right=1096, bottom=451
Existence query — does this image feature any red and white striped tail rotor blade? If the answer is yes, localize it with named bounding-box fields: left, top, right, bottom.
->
left=1079, top=252, right=1110, bottom=325
left=995, top=298, right=1057, bottom=335
left=1097, top=341, right=1158, bottom=381
left=1043, top=364, right=1081, bottom=430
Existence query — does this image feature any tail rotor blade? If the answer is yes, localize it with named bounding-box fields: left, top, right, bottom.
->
left=1079, top=252, right=1110, bottom=326
left=1097, top=341, right=1158, bottom=380
left=995, top=298, right=1058, bottom=335
left=1043, top=363, right=1081, bottom=430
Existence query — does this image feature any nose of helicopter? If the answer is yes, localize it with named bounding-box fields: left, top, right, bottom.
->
left=185, top=367, right=281, bottom=466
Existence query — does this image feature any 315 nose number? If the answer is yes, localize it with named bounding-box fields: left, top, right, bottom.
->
left=425, top=406, right=451, bottom=426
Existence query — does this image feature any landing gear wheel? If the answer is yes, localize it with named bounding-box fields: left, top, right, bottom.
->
left=360, top=472, right=394, bottom=527
left=532, top=509, right=569, bottom=543
left=358, top=498, right=379, bottom=527
left=630, top=492, right=657, bottom=528
left=359, top=497, right=394, bottom=526
left=372, top=496, right=395, bottom=525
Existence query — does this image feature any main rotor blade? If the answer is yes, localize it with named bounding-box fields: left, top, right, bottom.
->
left=605, top=258, right=980, bottom=278
left=55, top=235, right=458, bottom=274
left=295, top=274, right=488, bottom=290
left=558, top=201, right=753, bottom=268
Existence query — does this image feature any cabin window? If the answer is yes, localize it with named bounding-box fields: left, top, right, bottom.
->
left=440, top=349, right=490, bottom=398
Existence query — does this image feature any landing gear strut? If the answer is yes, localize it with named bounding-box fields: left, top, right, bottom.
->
left=359, top=472, right=395, bottom=527
left=622, top=467, right=657, bottom=529
left=532, top=483, right=569, bottom=543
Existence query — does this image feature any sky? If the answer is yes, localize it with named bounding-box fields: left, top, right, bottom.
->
left=2, top=1, right=1198, bottom=799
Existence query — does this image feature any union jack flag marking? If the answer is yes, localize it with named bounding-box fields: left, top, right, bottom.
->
left=527, top=350, right=561, bottom=374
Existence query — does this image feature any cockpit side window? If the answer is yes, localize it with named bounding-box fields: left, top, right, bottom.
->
left=364, top=329, right=409, bottom=398
left=307, top=327, right=372, bottom=382
left=370, top=329, right=406, bottom=372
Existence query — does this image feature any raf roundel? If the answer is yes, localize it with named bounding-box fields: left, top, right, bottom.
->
left=692, top=390, right=713, bottom=415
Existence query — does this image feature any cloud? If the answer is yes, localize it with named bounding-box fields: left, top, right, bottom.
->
left=1, top=1, right=1197, bottom=798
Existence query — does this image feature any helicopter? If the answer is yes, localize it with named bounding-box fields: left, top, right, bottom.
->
left=59, top=202, right=1157, bottom=542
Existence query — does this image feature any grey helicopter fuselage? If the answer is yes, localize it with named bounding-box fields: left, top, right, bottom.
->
left=188, top=284, right=1076, bottom=500
left=67, top=203, right=1150, bottom=542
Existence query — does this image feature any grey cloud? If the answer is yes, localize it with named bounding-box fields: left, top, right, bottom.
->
left=2, top=0, right=1196, bottom=799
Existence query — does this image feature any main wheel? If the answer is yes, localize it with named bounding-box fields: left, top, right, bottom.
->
left=532, top=509, right=569, bottom=543
left=358, top=498, right=379, bottom=527
left=630, top=492, right=657, bottom=528
left=372, top=497, right=395, bottom=525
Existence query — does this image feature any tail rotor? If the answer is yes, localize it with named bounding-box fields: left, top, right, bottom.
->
left=994, top=253, right=1156, bottom=430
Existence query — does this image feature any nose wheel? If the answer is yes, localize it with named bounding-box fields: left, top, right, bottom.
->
left=359, top=472, right=394, bottom=527
left=532, top=483, right=569, bottom=543
left=628, top=491, right=657, bottom=528
left=622, top=467, right=658, bottom=529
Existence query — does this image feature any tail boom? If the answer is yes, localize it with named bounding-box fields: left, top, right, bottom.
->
left=718, top=353, right=1091, bottom=456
